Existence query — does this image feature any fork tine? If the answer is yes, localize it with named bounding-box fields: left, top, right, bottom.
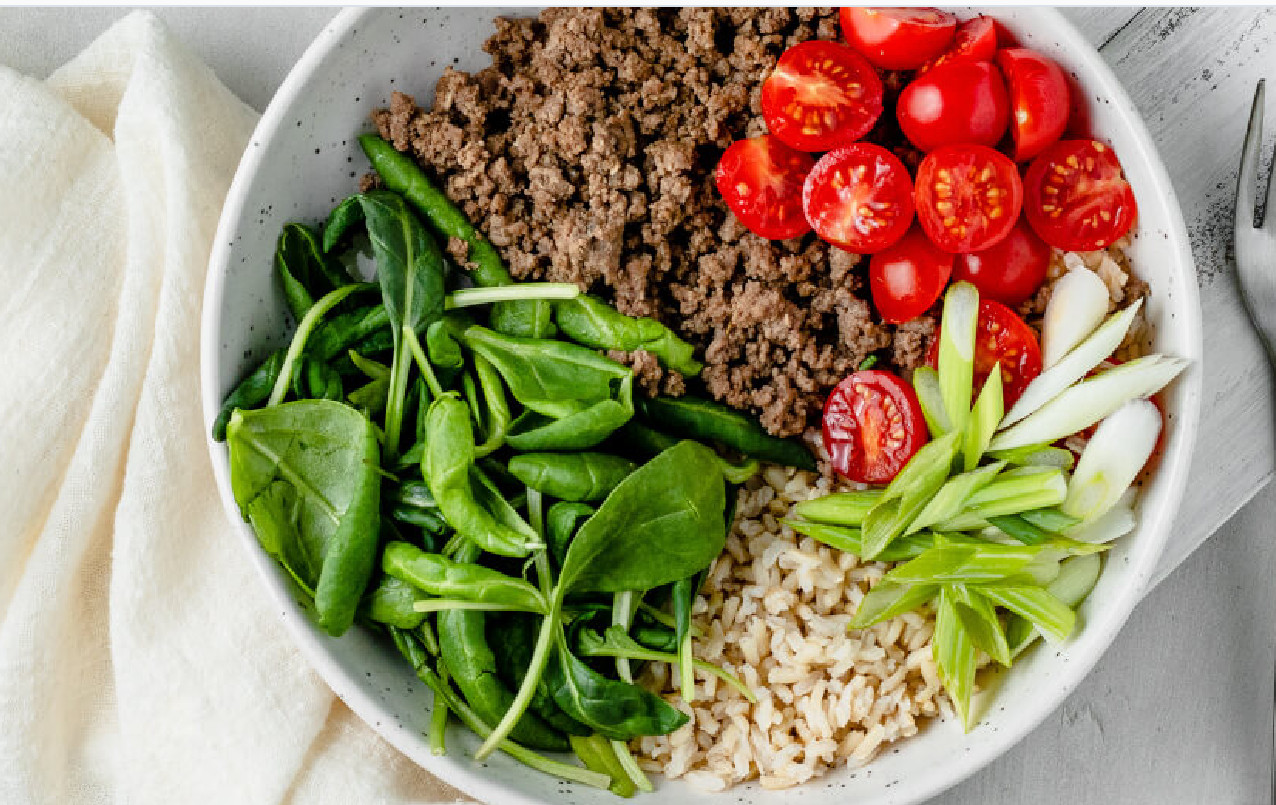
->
left=1238, top=79, right=1265, bottom=229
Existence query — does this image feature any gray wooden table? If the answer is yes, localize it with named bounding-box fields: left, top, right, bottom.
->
left=4, top=6, right=1274, bottom=803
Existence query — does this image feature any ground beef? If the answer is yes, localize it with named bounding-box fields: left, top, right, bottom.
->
left=372, top=8, right=936, bottom=437
left=608, top=349, right=687, bottom=397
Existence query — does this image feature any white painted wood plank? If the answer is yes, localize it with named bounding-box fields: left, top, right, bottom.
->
left=1061, top=6, right=1276, bottom=586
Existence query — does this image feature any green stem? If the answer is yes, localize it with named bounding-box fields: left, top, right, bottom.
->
left=420, top=667, right=610, bottom=789
left=402, top=324, right=445, bottom=400
left=382, top=325, right=414, bottom=463
left=445, top=283, right=580, bottom=309
left=268, top=283, right=367, bottom=406
left=584, top=641, right=756, bottom=703
left=411, top=599, right=546, bottom=615
left=612, top=591, right=639, bottom=683
left=429, top=664, right=449, bottom=755
left=474, top=588, right=563, bottom=760
left=610, top=739, right=654, bottom=794
left=678, top=629, right=696, bottom=705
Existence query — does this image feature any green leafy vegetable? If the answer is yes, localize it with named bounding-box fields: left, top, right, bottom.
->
left=383, top=542, right=546, bottom=613
left=635, top=394, right=815, bottom=470
left=555, top=294, right=703, bottom=376
left=508, top=452, right=638, bottom=503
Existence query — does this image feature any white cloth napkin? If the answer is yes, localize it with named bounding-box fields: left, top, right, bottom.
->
left=0, top=12, right=466, bottom=804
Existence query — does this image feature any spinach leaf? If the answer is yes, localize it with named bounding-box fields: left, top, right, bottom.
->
left=504, top=375, right=635, bottom=452
left=557, top=440, right=726, bottom=595
left=489, top=613, right=591, bottom=737
left=275, top=223, right=350, bottom=320
left=636, top=394, right=817, bottom=470
left=383, top=541, right=545, bottom=612
left=508, top=452, right=637, bottom=503
left=555, top=295, right=703, bottom=376
left=322, top=194, right=366, bottom=253
left=212, top=348, right=284, bottom=441
left=457, top=324, right=631, bottom=418
left=365, top=573, right=427, bottom=629
left=545, top=502, right=594, bottom=568
left=545, top=633, right=688, bottom=741
left=227, top=399, right=381, bottom=636
left=309, top=304, right=391, bottom=363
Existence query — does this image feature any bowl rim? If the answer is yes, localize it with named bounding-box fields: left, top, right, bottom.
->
left=200, top=7, right=1203, bottom=804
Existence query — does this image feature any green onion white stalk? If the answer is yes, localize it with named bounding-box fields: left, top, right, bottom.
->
left=937, top=281, right=979, bottom=435
left=989, top=354, right=1186, bottom=451
left=1041, top=266, right=1111, bottom=368
left=1001, top=300, right=1142, bottom=428
left=1067, top=488, right=1137, bottom=543
left=987, top=443, right=1075, bottom=470
left=912, top=366, right=952, bottom=437
left=1062, top=399, right=1161, bottom=523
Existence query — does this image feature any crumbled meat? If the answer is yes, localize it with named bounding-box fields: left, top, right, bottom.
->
left=372, top=8, right=937, bottom=437
left=608, top=349, right=686, bottom=397
left=891, top=317, right=936, bottom=374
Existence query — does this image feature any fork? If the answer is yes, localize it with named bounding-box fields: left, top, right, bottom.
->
left=1237, top=80, right=1276, bottom=360
left=1235, top=79, right=1276, bottom=805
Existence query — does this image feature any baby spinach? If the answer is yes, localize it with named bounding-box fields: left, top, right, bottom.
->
left=365, top=574, right=428, bottom=629
left=504, top=375, right=635, bottom=452
left=226, top=399, right=381, bottom=636
left=557, top=440, right=727, bottom=595
left=636, top=394, right=817, bottom=470
left=212, top=348, right=284, bottom=441
left=545, top=502, right=594, bottom=568
left=489, top=613, right=590, bottom=737
left=457, top=324, right=631, bottom=418
left=275, top=222, right=350, bottom=320
left=357, top=190, right=449, bottom=459
left=321, top=194, right=365, bottom=253
left=508, top=452, right=637, bottom=503
left=555, top=294, right=703, bottom=376
left=545, top=631, right=688, bottom=741
left=383, top=541, right=545, bottom=613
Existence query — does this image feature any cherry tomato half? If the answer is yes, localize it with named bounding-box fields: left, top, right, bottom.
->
left=715, top=135, right=816, bottom=240
left=870, top=224, right=954, bottom=324
left=924, top=298, right=1043, bottom=407
left=1023, top=139, right=1137, bottom=252
left=823, top=369, right=929, bottom=485
left=914, top=144, right=1023, bottom=253
left=953, top=217, right=1052, bottom=306
left=918, top=15, right=998, bottom=73
left=997, top=48, right=1070, bottom=162
left=840, top=7, right=957, bottom=71
left=762, top=40, right=884, bottom=152
left=896, top=59, right=1009, bottom=153
left=803, top=142, right=915, bottom=254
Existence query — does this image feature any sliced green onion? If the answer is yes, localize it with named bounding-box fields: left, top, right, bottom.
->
left=936, top=468, right=1068, bottom=530
left=862, top=431, right=961, bottom=559
left=1002, top=300, right=1142, bottom=428
left=934, top=587, right=978, bottom=732
left=887, top=544, right=1042, bottom=585
left=963, top=367, right=1003, bottom=471
left=1005, top=552, right=1099, bottom=657
left=1062, top=399, right=1161, bottom=523
left=848, top=581, right=938, bottom=630
left=611, top=740, right=654, bottom=794
left=912, top=366, right=952, bottom=437
left=1068, top=489, right=1137, bottom=543
left=989, top=354, right=1186, bottom=452
left=987, top=443, right=1075, bottom=470
left=885, top=430, right=962, bottom=503
left=951, top=584, right=1011, bottom=667
left=444, top=282, right=580, bottom=309
left=783, top=519, right=936, bottom=561
left=987, top=513, right=1050, bottom=545
left=1041, top=265, right=1111, bottom=369
left=980, top=585, right=1075, bottom=645
left=907, top=462, right=1005, bottom=535
left=791, top=489, right=883, bottom=527
left=1019, top=507, right=1082, bottom=533
left=938, top=281, right=980, bottom=435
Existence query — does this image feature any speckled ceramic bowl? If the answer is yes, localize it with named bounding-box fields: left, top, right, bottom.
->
left=202, top=8, right=1202, bottom=804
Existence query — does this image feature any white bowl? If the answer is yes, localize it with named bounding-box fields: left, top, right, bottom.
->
left=201, top=8, right=1202, bottom=804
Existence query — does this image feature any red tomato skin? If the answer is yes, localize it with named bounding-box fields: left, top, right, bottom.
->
left=869, top=224, right=954, bottom=324
left=803, top=142, right=915, bottom=254
left=823, top=369, right=929, bottom=485
left=840, top=7, right=957, bottom=71
left=914, top=144, right=1023, bottom=253
left=953, top=218, right=1052, bottom=306
left=715, top=135, right=815, bottom=241
left=761, top=40, right=884, bottom=152
left=1023, top=139, right=1138, bottom=252
left=918, top=15, right=998, bottom=74
left=997, top=48, right=1071, bottom=162
left=896, top=60, right=1010, bottom=152
left=923, top=298, right=1043, bottom=407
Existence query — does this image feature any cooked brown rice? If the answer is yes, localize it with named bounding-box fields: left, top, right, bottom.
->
left=633, top=245, right=1144, bottom=791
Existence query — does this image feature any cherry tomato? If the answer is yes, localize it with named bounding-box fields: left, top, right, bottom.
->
left=953, top=217, right=1052, bottom=306
left=840, top=7, right=957, bottom=71
left=924, top=299, right=1043, bottom=407
left=997, top=48, right=1070, bottom=162
left=803, top=142, right=915, bottom=254
left=896, top=59, right=1010, bottom=152
left=869, top=224, right=954, bottom=324
left=715, top=135, right=815, bottom=240
left=1023, top=139, right=1137, bottom=251
left=761, top=40, right=884, bottom=153
left=914, top=144, right=1023, bottom=253
left=918, top=15, right=998, bottom=73
left=823, top=369, right=928, bottom=485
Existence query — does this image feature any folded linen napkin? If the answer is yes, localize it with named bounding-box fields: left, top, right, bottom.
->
left=0, top=12, right=465, bottom=804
